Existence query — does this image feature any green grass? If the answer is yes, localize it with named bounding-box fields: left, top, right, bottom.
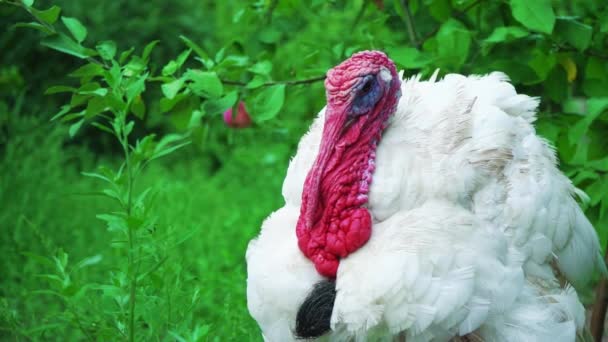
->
left=0, top=115, right=295, bottom=340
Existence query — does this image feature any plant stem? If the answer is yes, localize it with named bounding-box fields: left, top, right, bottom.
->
left=118, top=114, right=136, bottom=342
left=401, top=0, right=420, bottom=49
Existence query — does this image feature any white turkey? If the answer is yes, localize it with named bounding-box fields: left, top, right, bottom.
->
left=246, top=50, right=606, bottom=341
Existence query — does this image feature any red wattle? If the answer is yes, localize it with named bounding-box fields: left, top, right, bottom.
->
left=296, top=50, right=400, bottom=279
left=296, top=145, right=378, bottom=278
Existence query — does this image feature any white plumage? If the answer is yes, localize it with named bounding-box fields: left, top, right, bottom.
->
left=246, top=70, right=604, bottom=341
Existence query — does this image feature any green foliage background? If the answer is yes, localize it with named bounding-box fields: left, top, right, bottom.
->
left=1, top=0, right=607, bottom=340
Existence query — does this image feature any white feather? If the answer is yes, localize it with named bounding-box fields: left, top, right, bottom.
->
left=246, top=70, right=604, bottom=341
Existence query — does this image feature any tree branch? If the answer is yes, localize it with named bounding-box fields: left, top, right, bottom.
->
left=557, top=45, right=608, bottom=60
left=221, top=75, right=326, bottom=87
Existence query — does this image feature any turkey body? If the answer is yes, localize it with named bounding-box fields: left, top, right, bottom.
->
left=246, top=71, right=604, bottom=341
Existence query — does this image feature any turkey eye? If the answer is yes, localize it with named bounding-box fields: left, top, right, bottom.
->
left=360, top=79, right=373, bottom=94
left=350, top=75, right=382, bottom=116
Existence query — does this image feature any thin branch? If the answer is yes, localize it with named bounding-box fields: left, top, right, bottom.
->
left=557, top=45, right=608, bottom=60
left=401, top=0, right=420, bottom=49
left=221, top=75, right=326, bottom=87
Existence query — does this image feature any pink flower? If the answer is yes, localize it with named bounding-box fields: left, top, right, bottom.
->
left=223, top=101, right=252, bottom=128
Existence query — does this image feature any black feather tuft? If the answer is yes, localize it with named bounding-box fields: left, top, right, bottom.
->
left=295, top=279, right=336, bottom=339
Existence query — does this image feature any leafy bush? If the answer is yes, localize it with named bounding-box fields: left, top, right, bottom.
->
left=1, top=0, right=607, bottom=340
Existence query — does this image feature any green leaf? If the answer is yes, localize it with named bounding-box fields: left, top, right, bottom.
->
left=131, top=96, right=145, bottom=119
left=528, top=49, right=557, bottom=82
left=553, top=17, right=593, bottom=51
left=386, top=47, right=431, bottom=69
left=188, top=109, right=205, bottom=128
left=96, top=40, right=116, bottom=60
left=69, top=118, right=85, bottom=138
left=217, top=55, right=250, bottom=68
left=50, top=105, right=71, bottom=121
left=246, top=75, right=268, bottom=89
left=22, top=252, right=54, bottom=268
left=214, top=47, right=226, bottom=63
left=12, top=22, right=53, bottom=34
left=84, top=97, right=106, bottom=118
left=544, top=67, right=568, bottom=103
left=535, top=119, right=561, bottom=144
left=80, top=87, right=107, bottom=97
left=74, top=255, right=102, bottom=270
left=509, top=0, right=555, bottom=34
left=427, top=0, right=451, bottom=22
left=568, top=98, right=608, bottom=145
left=159, top=94, right=186, bottom=113
left=248, top=60, right=273, bottom=75
left=142, top=40, right=160, bottom=61
left=162, top=49, right=191, bottom=76
left=161, top=78, right=184, bottom=100
left=124, top=121, right=134, bottom=137
left=41, top=34, right=91, bottom=59
left=61, top=112, right=85, bottom=122
left=586, top=176, right=608, bottom=206
left=435, top=19, right=471, bottom=68
left=45, top=85, right=76, bottom=95
left=586, top=57, right=608, bottom=81
left=571, top=170, right=599, bottom=185
left=150, top=135, right=190, bottom=161
left=69, top=63, right=104, bottom=78
left=126, top=73, right=148, bottom=103
left=162, top=61, right=178, bottom=76
left=96, top=213, right=127, bottom=233
left=185, top=70, right=223, bottom=98
left=61, top=16, right=87, bottom=43
left=179, top=35, right=211, bottom=61
left=176, top=49, right=192, bottom=68
left=250, top=84, right=286, bottom=122
left=203, top=90, right=238, bottom=115
left=258, top=26, right=282, bottom=44
left=489, top=59, right=538, bottom=85
left=31, top=5, right=61, bottom=25
left=102, top=63, right=121, bottom=91
left=588, top=157, right=608, bottom=172
left=91, top=122, right=114, bottom=135
left=119, top=47, right=135, bottom=64
left=22, top=0, right=34, bottom=6
left=481, top=26, right=529, bottom=55
left=123, top=57, right=146, bottom=77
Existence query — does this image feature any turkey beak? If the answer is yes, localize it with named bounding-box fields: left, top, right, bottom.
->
left=303, top=105, right=349, bottom=229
